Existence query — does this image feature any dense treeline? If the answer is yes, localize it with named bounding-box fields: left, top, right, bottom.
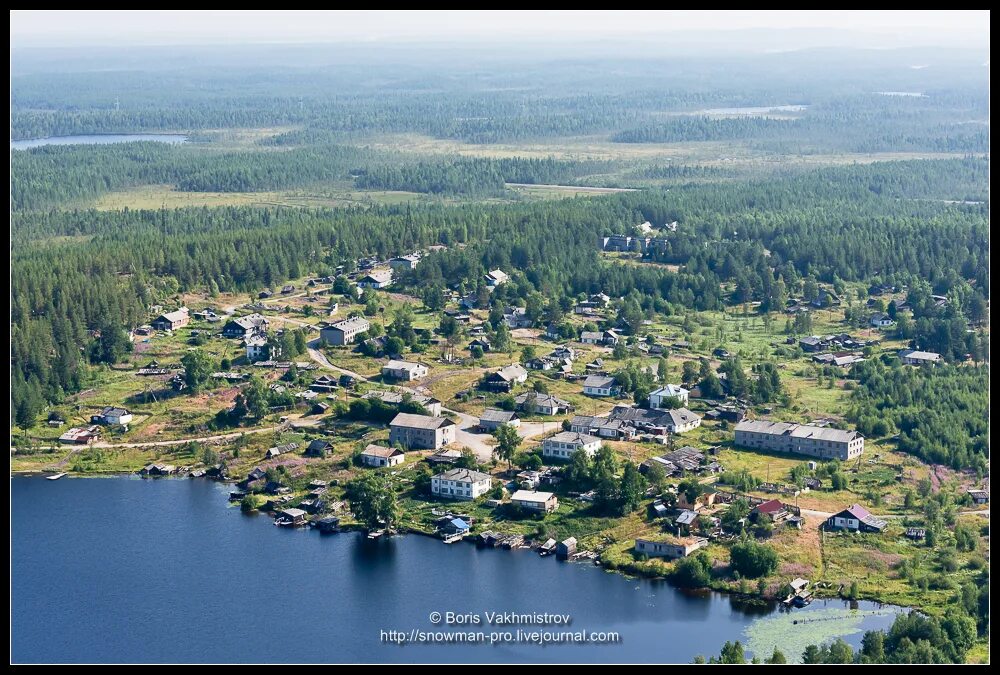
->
left=11, top=159, right=989, bottom=414
left=11, top=142, right=617, bottom=210
left=847, top=360, right=989, bottom=472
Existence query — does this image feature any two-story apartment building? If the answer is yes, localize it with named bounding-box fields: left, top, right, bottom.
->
left=389, top=413, right=456, bottom=450
left=431, top=468, right=492, bottom=500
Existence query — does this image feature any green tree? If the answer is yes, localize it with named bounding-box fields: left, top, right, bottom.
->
left=729, top=539, right=779, bottom=578
left=720, top=641, right=746, bottom=664
left=181, top=349, right=214, bottom=392
left=492, top=424, right=521, bottom=471
left=618, top=461, right=647, bottom=514
left=243, top=376, right=270, bottom=419
left=345, top=472, right=401, bottom=531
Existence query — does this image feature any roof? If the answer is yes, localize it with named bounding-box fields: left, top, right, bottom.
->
left=306, top=439, right=333, bottom=452
left=226, top=313, right=267, bottom=330
left=676, top=509, right=698, bottom=525
left=98, top=406, right=130, bottom=417
left=580, top=331, right=604, bottom=341
left=390, top=413, right=455, bottom=430
left=755, top=499, right=786, bottom=515
left=492, top=364, right=527, bottom=382
left=362, top=444, right=403, bottom=458
left=584, top=375, right=617, bottom=388
left=359, top=269, right=393, bottom=283
left=449, top=518, right=470, bottom=529
left=279, top=508, right=307, bottom=518
left=546, top=431, right=600, bottom=446
left=662, top=408, right=701, bottom=426
left=843, top=503, right=872, bottom=520
left=480, top=409, right=519, bottom=424
left=651, top=384, right=689, bottom=398
left=515, top=392, right=571, bottom=408
left=735, top=420, right=861, bottom=444
left=156, top=308, right=189, bottom=323
left=434, top=468, right=492, bottom=483
left=385, top=359, right=424, bottom=372
left=364, top=390, right=439, bottom=407
left=327, top=316, right=370, bottom=332
left=486, top=269, right=509, bottom=282
left=511, top=490, right=555, bottom=503
left=898, top=349, right=942, bottom=362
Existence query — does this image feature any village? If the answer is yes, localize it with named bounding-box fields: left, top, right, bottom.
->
left=13, top=231, right=989, bottom=616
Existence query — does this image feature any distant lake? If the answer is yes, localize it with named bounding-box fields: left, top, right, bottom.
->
left=699, top=105, right=808, bottom=116
left=11, top=476, right=902, bottom=663
left=11, top=134, right=188, bottom=150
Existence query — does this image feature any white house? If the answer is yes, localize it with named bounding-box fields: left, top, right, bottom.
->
left=91, top=406, right=133, bottom=426
left=649, top=384, right=689, bottom=408
left=510, top=489, right=558, bottom=513
left=389, top=413, right=456, bottom=450
left=542, top=431, right=601, bottom=460
left=245, top=333, right=279, bottom=362
left=320, top=316, right=371, bottom=346
left=357, top=269, right=393, bottom=289
left=382, top=360, right=428, bottom=381
left=431, top=468, right=493, bottom=501
left=660, top=408, right=702, bottom=434
left=825, top=504, right=887, bottom=533
left=898, top=349, right=942, bottom=366
left=869, top=312, right=895, bottom=328
left=583, top=375, right=620, bottom=397
left=360, top=444, right=405, bottom=468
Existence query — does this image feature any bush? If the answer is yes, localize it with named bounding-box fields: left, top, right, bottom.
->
left=729, top=539, right=779, bottom=579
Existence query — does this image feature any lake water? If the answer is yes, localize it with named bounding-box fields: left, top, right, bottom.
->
left=699, top=105, right=808, bottom=116
left=11, top=476, right=901, bottom=663
left=11, top=134, right=188, bottom=150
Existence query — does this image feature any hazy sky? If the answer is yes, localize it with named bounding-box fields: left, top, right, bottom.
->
left=10, top=10, right=990, bottom=48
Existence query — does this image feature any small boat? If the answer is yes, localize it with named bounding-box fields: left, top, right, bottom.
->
left=368, top=529, right=386, bottom=540
left=46, top=472, right=67, bottom=481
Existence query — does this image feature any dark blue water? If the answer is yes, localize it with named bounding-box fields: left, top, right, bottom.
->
left=11, top=134, right=188, bottom=150
left=11, top=477, right=899, bottom=663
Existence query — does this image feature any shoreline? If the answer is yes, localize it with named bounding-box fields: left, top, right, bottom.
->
left=11, top=470, right=916, bottom=616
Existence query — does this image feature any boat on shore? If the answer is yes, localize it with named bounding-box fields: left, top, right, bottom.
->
left=46, top=473, right=67, bottom=481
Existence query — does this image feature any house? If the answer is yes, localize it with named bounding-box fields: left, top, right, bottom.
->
left=503, top=307, right=532, bottom=329
left=468, top=337, right=492, bottom=353
left=245, top=333, right=277, bottom=362
left=651, top=502, right=671, bottom=518
left=658, top=408, right=702, bottom=434
left=382, top=360, right=428, bottom=381
left=634, top=536, right=708, bottom=560
left=266, top=442, right=299, bottom=459
left=514, top=392, right=572, bottom=416
left=580, top=331, right=605, bottom=345
left=583, top=375, right=620, bottom=397
left=805, top=477, right=823, bottom=490
left=649, top=384, right=689, bottom=408
left=754, top=499, right=789, bottom=522
left=569, top=415, right=636, bottom=440
left=967, top=489, right=989, bottom=505
left=222, top=313, right=269, bottom=339
left=735, top=420, right=864, bottom=461
left=59, top=425, right=101, bottom=444
left=825, top=504, right=887, bottom=533
left=357, top=269, right=393, bottom=289
left=320, top=316, right=371, bottom=346
left=812, top=352, right=864, bottom=368
left=431, top=468, right=492, bottom=500
left=360, top=444, right=405, bottom=468
left=511, top=490, right=559, bottom=513
left=898, top=349, right=942, bottom=366
left=869, top=313, right=896, bottom=328
left=478, top=409, right=521, bottom=432
left=550, top=345, right=576, bottom=361
left=675, top=509, right=698, bottom=530
left=542, top=431, right=601, bottom=460
left=480, top=364, right=528, bottom=393
left=545, top=323, right=562, bottom=340
left=556, top=537, right=577, bottom=559
left=281, top=284, right=295, bottom=294
left=304, top=439, right=334, bottom=458
left=388, top=254, right=421, bottom=271
left=151, top=307, right=190, bottom=331
left=389, top=413, right=457, bottom=450
left=484, top=269, right=509, bottom=287
left=310, top=375, right=339, bottom=392
left=91, top=406, right=133, bottom=426
left=798, top=336, right=825, bottom=352
left=641, top=446, right=709, bottom=476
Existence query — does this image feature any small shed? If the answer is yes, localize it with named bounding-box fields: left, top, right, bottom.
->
left=556, top=537, right=578, bottom=559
